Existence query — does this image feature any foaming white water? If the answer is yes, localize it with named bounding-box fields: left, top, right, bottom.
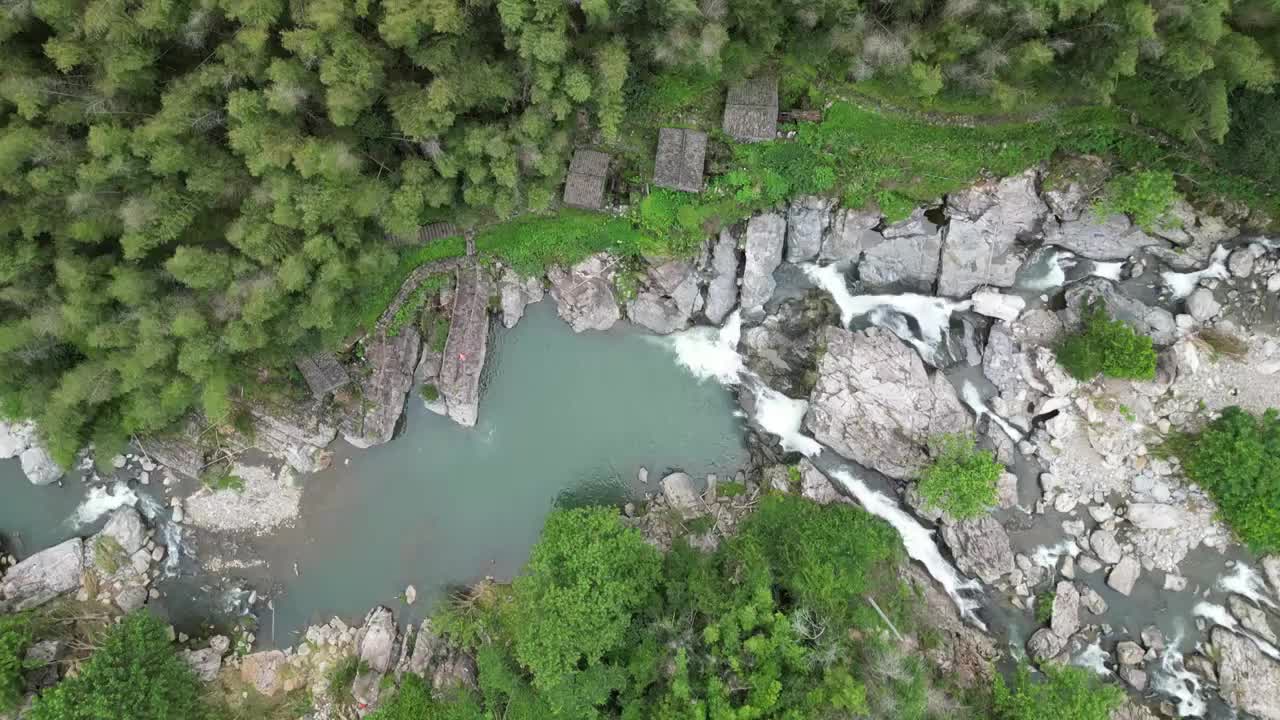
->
left=1088, top=260, right=1126, bottom=281
left=753, top=387, right=822, bottom=456
left=1020, top=250, right=1072, bottom=291
left=1030, top=539, right=1080, bottom=568
left=802, top=263, right=969, bottom=339
left=70, top=482, right=139, bottom=526
left=1072, top=639, right=1112, bottom=676
left=1194, top=601, right=1280, bottom=660
left=1153, top=628, right=1208, bottom=718
left=668, top=311, right=744, bottom=384
left=960, top=380, right=1025, bottom=442
left=1216, top=563, right=1277, bottom=608
left=828, top=468, right=985, bottom=627
left=1161, top=245, right=1230, bottom=299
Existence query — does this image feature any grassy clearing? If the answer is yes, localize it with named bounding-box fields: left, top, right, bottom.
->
left=474, top=210, right=668, bottom=276
left=347, top=236, right=467, bottom=338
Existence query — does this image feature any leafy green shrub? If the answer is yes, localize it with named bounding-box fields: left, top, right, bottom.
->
left=30, top=612, right=205, bottom=720
left=917, top=434, right=1003, bottom=520
left=991, top=662, right=1124, bottom=720
left=1035, top=592, right=1055, bottom=625
left=1164, top=407, right=1280, bottom=552
left=93, top=536, right=126, bottom=575
left=1055, top=301, right=1157, bottom=381
left=505, top=508, right=661, bottom=690
left=420, top=384, right=440, bottom=403
left=0, top=614, right=33, bottom=713
left=367, top=675, right=485, bottom=720
left=1094, top=169, right=1182, bottom=232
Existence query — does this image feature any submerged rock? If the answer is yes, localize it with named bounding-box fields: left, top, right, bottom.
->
left=704, top=230, right=740, bottom=325
left=0, top=538, right=83, bottom=611
left=548, top=253, right=621, bottom=332
left=740, top=213, right=786, bottom=318
left=805, top=326, right=971, bottom=479
left=1212, top=627, right=1280, bottom=719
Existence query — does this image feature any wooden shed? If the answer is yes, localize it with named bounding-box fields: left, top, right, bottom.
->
left=653, top=128, right=707, bottom=193
left=295, top=351, right=351, bottom=397
left=563, top=149, right=611, bottom=209
left=722, top=77, right=778, bottom=142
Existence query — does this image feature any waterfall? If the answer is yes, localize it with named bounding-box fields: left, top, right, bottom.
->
left=70, top=482, right=140, bottom=526
left=1215, top=563, right=1277, bottom=609
left=1161, top=245, right=1230, bottom=299
left=1152, top=626, right=1209, bottom=718
left=960, top=379, right=1025, bottom=443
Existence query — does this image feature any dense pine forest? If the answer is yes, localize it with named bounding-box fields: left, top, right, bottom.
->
left=2, top=0, right=1278, bottom=466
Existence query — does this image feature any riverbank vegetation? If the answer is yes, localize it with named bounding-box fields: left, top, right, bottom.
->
left=1056, top=302, right=1159, bottom=381
left=1164, top=406, right=1280, bottom=553
left=2, top=0, right=1279, bottom=465
left=917, top=434, right=1003, bottom=520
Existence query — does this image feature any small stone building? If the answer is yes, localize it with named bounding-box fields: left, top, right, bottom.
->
left=653, top=128, right=707, bottom=193
left=295, top=351, right=350, bottom=397
left=563, top=149, right=611, bottom=209
left=722, top=77, right=778, bottom=142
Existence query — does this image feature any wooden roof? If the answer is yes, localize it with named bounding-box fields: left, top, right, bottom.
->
left=723, top=77, right=778, bottom=142
left=653, top=128, right=707, bottom=193
left=563, top=149, right=611, bottom=209
left=295, top=351, right=351, bottom=397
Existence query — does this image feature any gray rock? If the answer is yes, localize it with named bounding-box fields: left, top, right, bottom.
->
left=1119, top=666, right=1147, bottom=691
left=882, top=208, right=933, bottom=239
left=239, top=650, right=291, bottom=697
left=352, top=606, right=397, bottom=712
left=1, top=539, right=83, bottom=611
left=785, top=196, right=830, bottom=262
left=0, top=420, right=36, bottom=459
left=1125, top=503, right=1185, bottom=530
left=1027, top=627, right=1066, bottom=663
left=1063, top=277, right=1177, bottom=346
left=1117, top=640, right=1145, bottom=665
left=1044, top=210, right=1166, bottom=261
left=820, top=208, right=881, bottom=262
left=209, top=635, right=231, bottom=655
left=704, top=230, right=739, bottom=324
left=1050, top=581, right=1080, bottom=638
left=741, top=213, right=786, bottom=316
left=114, top=584, right=148, bottom=612
left=343, top=327, right=421, bottom=446
left=1107, top=556, right=1141, bottom=596
left=19, top=445, right=63, bottom=486
left=1111, top=701, right=1159, bottom=720
left=1228, top=247, right=1255, bottom=278
left=548, top=253, right=621, bottom=332
left=797, top=459, right=845, bottom=505
left=1264, top=556, right=1280, bottom=597
left=970, top=289, right=1025, bottom=323
left=1090, top=529, right=1123, bottom=565
left=98, top=507, right=147, bottom=555
left=628, top=293, right=690, bottom=334
left=499, top=269, right=543, bottom=329
left=438, top=264, right=492, bottom=428
left=405, top=620, right=477, bottom=694
left=1186, top=287, right=1221, bottom=322
left=940, top=516, right=1015, bottom=584
left=181, top=647, right=223, bottom=682
left=1212, top=626, right=1280, bottom=720
left=238, top=401, right=338, bottom=474
left=24, top=639, right=66, bottom=690
left=1140, top=625, right=1165, bottom=652
left=660, top=472, right=702, bottom=519
left=939, top=171, right=1045, bottom=297
left=858, top=230, right=942, bottom=292
left=1077, top=555, right=1103, bottom=574
left=1228, top=595, right=1277, bottom=644
left=1080, top=585, right=1108, bottom=615
left=805, top=326, right=972, bottom=479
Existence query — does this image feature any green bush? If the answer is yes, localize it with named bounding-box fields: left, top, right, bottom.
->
left=1055, top=301, right=1157, bottom=381
left=0, top=614, right=33, bottom=713
left=1035, top=592, right=1055, bottom=625
left=30, top=612, right=206, bottom=720
left=917, top=434, right=1003, bottom=520
left=367, top=675, right=485, bottom=720
left=1164, top=407, right=1280, bottom=553
left=991, top=663, right=1124, bottom=720
left=1094, top=170, right=1182, bottom=232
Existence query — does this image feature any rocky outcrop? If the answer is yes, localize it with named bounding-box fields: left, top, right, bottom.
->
left=859, top=229, right=943, bottom=293
left=900, top=564, right=997, bottom=687
left=785, top=196, right=831, bottom=262
left=805, top=326, right=972, bottom=479
left=0, top=539, right=83, bottom=611
left=548, top=253, right=621, bottom=332
left=820, top=208, right=881, bottom=262
left=241, top=650, right=296, bottom=697
left=1212, top=627, right=1280, bottom=719
left=438, top=264, right=491, bottom=427
left=626, top=259, right=702, bottom=334
left=1050, top=581, right=1080, bottom=638
left=704, top=230, right=739, bottom=324
left=740, top=292, right=839, bottom=396
left=181, top=646, right=225, bottom=682
left=402, top=620, right=477, bottom=694
left=499, top=268, right=543, bottom=329
left=343, top=328, right=420, bottom=448
left=940, top=516, right=1014, bottom=583
left=1, top=420, right=65, bottom=486
left=1027, top=627, right=1066, bottom=663
left=1045, top=210, right=1167, bottom=261
left=1064, top=277, right=1177, bottom=346
left=939, top=170, right=1045, bottom=297
left=0, top=421, right=35, bottom=459
left=352, top=607, right=397, bottom=714
left=660, top=472, right=702, bottom=520
left=740, top=213, right=785, bottom=318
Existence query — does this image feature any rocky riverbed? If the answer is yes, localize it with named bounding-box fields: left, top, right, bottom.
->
left=4, top=156, right=1280, bottom=718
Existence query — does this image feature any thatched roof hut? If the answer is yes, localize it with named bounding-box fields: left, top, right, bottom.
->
left=722, top=77, right=778, bottom=142
left=653, top=128, right=707, bottom=193
left=563, top=149, right=611, bottom=209
left=296, top=351, right=350, bottom=397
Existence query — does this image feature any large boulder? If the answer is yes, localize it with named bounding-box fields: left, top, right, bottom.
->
left=0, top=421, right=36, bottom=459
left=343, top=328, right=421, bottom=447
left=19, top=446, right=63, bottom=486
left=626, top=260, right=701, bottom=334
left=1064, top=277, right=1177, bottom=346
left=1107, top=555, right=1141, bottom=596
left=858, top=231, right=943, bottom=293
left=1044, top=210, right=1167, bottom=261
left=805, top=326, right=972, bottom=479
left=548, top=253, right=621, bottom=332
left=820, top=208, right=881, bottom=262
left=404, top=620, right=478, bottom=694
left=1050, top=581, right=1081, bottom=638
left=240, top=650, right=294, bottom=697
left=438, top=263, right=492, bottom=427
left=939, top=516, right=1014, bottom=584
left=704, top=230, right=739, bottom=324
left=97, top=507, right=147, bottom=555
left=180, top=648, right=223, bottom=682
left=660, top=472, right=702, bottom=520
left=1, top=539, right=83, bottom=611
left=740, top=213, right=786, bottom=317
left=1212, top=627, right=1280, bottom=719
left=939, top=170, right=1045, bottom=297
left=352, top=607, right=398, bottom=714
left=785, top=196, right=831, bottom=262
left=1027, top=627, right=1066, bottom=663
left=498, top=269, right=543, bottom=329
